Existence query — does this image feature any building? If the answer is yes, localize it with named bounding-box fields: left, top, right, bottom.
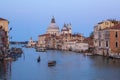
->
left=75, top=42, right=89, bottom=52
left=0, top=18, right=9, bottom=49
left=94, top=20, right=120, bottom=56
left=37, top=34, right=48, bottom=48
left=38, top=16, right=85, bottom=51
left=105, top=24, right=120, bottom=56
left=94, top=20, right=119, bottom=49
left=61, top=23, right=72, bottom=34
left=62, top=40, right=76, bottom=51
left=46, top=16, right=60, bottom=36
left=27, top=37, right=36, bottom=47
left=94, top=20, right=118, bottom=32
left=84, top=36, right=94, bottom=48
left=61, top=39, right=88, bottom=52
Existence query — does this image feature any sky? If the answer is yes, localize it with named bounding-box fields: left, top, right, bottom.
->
left=0, top=0, right=120, bottom=41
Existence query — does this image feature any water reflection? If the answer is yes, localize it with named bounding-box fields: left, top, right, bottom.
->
left=0, top=61, right=11, bottom=80
left=89, top=56, right=120, bottom=68
left=0, top=45, right=120, bottom=80
left=0, top=44, right=23, bottom=80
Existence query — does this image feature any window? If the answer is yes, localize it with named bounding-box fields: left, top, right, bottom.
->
left=0, top=26, right=2, bottom=29
left=115, top=32, right=118, bottom=38
left=106, top=41, right=108, bottom=47
left=55, top=33, right=56, bottom=35
left=116, top=42, right=118, bottom=48
left=99, top=41, right=101, bottom=47
left=99, top=26, right=101, bottom=30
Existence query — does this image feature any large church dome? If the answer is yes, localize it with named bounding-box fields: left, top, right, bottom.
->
left=47, top=23, right=59, bottom=30
left=46, top=16, right=59, bottom=35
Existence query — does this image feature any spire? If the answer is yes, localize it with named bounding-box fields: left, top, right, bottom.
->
left=51, top=16, right=56, bottom=23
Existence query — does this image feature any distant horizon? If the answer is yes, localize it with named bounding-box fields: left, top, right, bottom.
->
left=1, top=0, right=120, bottom=41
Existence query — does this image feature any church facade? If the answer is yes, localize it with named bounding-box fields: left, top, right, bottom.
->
left=37, top=17, right=86, bottom=51
left=46, top=16, right=72, bottom=36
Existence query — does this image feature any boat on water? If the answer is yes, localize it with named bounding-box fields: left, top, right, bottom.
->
left=84, top=53, right=94, bottom=56
left=48, top=61, right=56, bottom=66
left=36, top=47, right=46, bottom=52
left=37, top=56, right=40, bottom=62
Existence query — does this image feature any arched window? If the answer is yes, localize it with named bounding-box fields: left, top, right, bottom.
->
left=116, top=41, right=118, bottom=48
left=106, top=41, right=108, bottom=47
left=115, top=32, right=118, bottom=38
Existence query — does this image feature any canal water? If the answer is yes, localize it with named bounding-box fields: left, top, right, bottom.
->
left=0, top=45, right=120, bottom=80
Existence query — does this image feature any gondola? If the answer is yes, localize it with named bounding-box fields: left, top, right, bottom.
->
left=37, top=56, right=40, bottom=62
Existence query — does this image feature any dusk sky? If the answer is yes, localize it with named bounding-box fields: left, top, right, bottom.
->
left=0, top=0, right=120, bottom=41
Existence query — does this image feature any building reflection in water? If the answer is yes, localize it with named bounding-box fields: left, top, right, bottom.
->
left=89, top=56, right=120, bottom=68
left=0, top=60, right=12, bottom=80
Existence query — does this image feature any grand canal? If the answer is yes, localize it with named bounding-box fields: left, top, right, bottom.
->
left=0, top=45, right=120, bottom=80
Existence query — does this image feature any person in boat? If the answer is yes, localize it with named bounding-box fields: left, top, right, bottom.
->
left=37, top=56, right=40, bottom=62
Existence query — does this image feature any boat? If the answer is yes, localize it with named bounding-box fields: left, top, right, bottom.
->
left=48, top=61, right=56, bottom=66
left=84, top=53, right=93, bottom=56
left=36, top=47, right=46, bottom=52
left=37, top=56, right=40, bottom=62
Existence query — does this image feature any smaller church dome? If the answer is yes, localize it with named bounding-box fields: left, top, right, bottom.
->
left=61, top=24, right=69, bottom=31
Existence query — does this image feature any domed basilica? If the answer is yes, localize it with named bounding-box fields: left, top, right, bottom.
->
left=46, top=16, right=72, bottom=35
left=46, top=16, right=60, bottom=36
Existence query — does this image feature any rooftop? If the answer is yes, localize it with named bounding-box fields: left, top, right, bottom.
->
left=109, top=23, right=120, bottom=30
left=0, top=18, right=8, bottom=21
left=103, top=23, right=120, bottom=30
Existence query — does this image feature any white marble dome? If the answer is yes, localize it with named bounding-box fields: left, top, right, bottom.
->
left=47, top=23, right=59, bottom=30
left=46, top=17, right=59, bottom=35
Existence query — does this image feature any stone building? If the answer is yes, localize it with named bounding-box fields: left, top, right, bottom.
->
left=46, top=16, right=59, bottom=36
left=37, top=34, right=49, bottom=48
left=106, top=24, right=120, bottom=56
left=0, top=18, right=9, bottom=49
left=75, top=42, right=89, bottom=52
left=61, top=23, right=72, bottom=34
left=38, top=16, right=85, bottom=50
left=27, top=37, right=36, bottom=47
left=94, top=20, right=120, bottom=56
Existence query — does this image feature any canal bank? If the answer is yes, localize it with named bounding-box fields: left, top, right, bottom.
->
left=0, top=45, right=120, bottom=80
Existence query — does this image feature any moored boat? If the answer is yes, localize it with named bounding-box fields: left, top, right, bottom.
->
left=36, top=47, right=46, bottom=52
